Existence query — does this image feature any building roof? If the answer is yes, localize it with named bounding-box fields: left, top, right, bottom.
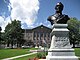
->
left=22, top=25, right=52, bottom=32
left=32, top=25, right=51, bottom=30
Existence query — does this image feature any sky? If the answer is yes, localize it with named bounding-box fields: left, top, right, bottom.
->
left=0, top=0, right=80, bottom=32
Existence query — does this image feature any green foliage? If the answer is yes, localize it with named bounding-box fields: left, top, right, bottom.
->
left=0, top=27, right=2, bottom=31
left=0, top=27, right=1, bottom=47
left=26, top=40, right=34, bottom=47
left=4, top=19, right=25, bottom=48
left=67, top=17, right=80, bottom=47
left=37, top=52, right=47, bottom=59
left=0, top=27, right=4, bottom=48
left=37, top=53, right=42, bottom=59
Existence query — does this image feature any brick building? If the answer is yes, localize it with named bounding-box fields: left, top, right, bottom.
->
left=23, top=25, right=52, bottom=47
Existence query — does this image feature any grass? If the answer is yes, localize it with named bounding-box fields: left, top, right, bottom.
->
left=75, top=48, right=80, bottom=60
left=0, top=48, right=38, bottom=59
left=0, top=49, right=29, bottom=59
left=0, top=48, right=80, bottom=60
left=74, top=48, right=80, bottom=57
left=13, top=48, right=80, bottom=60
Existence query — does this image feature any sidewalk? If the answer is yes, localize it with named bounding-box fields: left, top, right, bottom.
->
left=2, top=52, right=37, bottom=60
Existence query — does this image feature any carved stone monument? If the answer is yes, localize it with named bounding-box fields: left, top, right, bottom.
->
left=46, top=2, right=78, bottom=60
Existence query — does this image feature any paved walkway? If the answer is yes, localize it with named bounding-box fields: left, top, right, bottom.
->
left=2, top=52, right=37, bottom=60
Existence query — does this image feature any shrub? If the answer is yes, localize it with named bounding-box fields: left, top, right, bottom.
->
left=37, top=53, right=42, bottom=59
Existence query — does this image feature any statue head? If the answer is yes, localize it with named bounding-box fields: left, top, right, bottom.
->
left=55, top=2, right=64, bottom=13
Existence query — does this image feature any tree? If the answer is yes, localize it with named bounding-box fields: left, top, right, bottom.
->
left=0, top=27, right=4, bottom=48
left=0, top=27, right=2, bottom=48
left=5, top=20, right=25, bottom=48
left=67, top=17, right=80, bottom=47
left=26, top=40, right=34, bottom=47
left=0, top=27, right=2, bottom=40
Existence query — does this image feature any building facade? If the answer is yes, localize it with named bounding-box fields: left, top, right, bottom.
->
left=24, top=25, right=52, bottom=47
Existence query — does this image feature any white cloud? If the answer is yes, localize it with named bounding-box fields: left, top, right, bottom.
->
left=0, top=17, right=5, bottom=28
left=0, top=16, right=11, bottom=32
left=9, top=0, right=40, bottom=28
left=0, top=0, right=40, bottom=32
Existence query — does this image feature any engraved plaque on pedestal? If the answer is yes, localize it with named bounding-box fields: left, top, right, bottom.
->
left=50, top=24, right=71, bottom=49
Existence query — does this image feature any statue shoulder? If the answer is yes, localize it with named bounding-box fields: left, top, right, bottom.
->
left=47, top=15, right=54, bottom=20
left=63, top=14, right=70, bottom=20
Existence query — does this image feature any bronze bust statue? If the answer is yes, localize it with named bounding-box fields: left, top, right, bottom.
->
left=47, top=2, right=70, bottom=25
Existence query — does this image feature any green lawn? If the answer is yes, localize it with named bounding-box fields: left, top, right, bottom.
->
left=0, top=48, right=80, bottom=60
left=0, top=48, right=38, bottom=59
left=0, top=49, right=30, bottom=59
left=75, top=48, right=80, bottom=57
left=75, top=48, right=80, bottom=60
left=14, top=48, right=80, bottom=60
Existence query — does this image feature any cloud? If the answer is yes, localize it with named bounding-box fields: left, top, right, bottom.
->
left=0, top=16, right=11, bottom=32
left=0, top=0, right=40, bottom=32
left=9, top=0, right=40, bottom=28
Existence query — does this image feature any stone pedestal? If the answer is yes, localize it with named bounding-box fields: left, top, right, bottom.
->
left=46, top=24, right=78, bottom=60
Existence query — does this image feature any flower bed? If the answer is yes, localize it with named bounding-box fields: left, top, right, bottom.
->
left=28, top=57, right=39, bottom=60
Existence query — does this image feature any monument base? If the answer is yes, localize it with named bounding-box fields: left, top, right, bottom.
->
left=46, top=24, right=78, bottom=60
left=46, top=49, right=78, bottom=60
left=46, top=56, right=78, bottom=60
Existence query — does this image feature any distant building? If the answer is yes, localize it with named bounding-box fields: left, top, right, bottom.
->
left=23, top=25, right=52, bottom=47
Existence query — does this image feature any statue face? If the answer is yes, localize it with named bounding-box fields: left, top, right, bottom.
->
left=55, top=5, right=61, bottom=12
left=55, top=2, right=64, bottom=13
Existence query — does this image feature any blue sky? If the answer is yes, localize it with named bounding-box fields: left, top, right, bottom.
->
left=0, top=0, right=80, bottom=32
left=37, top=0, right=80, bottom=25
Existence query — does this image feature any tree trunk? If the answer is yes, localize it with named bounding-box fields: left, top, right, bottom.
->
left=73, top=40, right=75, bottom=48
left=7, top=40, right=10, bottom=47
left=11, top=40, right=13, bottom=48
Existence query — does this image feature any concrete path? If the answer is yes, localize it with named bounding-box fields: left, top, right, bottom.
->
left=2, top=52, right=37, bottom=60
